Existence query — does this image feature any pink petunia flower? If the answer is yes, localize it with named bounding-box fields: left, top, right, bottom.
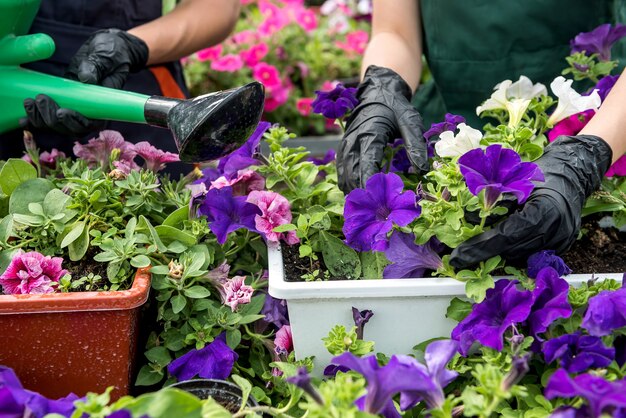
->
left=264, top=84, right=291, bottom=112
left=296, top=98, right=314, bottom=116
left=274, top=325, right=293, bottom=355
left=196, top=44, right=223, bottom=62
left=223, top=276, right=254, bottom=311
left=0, top=250, right=67, bottom=295
left=258, top=0, right=282, bottom=18
left=295, top=8, right=318, bottom=32
left=606, top=155, right=626, bottom=177
left=258, top=16, right=287, bottom=37
left=39, top=149, right=66, bottom=169
left=547, top=110, right=595, bottom=142
left=210, top=54, right=244, bottom=72
left=246, top=190, right=299, bottom=246
left=133, top=141, right=180, bottom=173
left=336, top=30, right=369, bottom=54
left=240, top=43, right=269, bottom=67
left=73, top=130, right=138, bottom=170
left=232, top=29, right=259, bottom=45
left=210, top=169, right=266, bottom=195
left=252, top=62, right=282, bottom=89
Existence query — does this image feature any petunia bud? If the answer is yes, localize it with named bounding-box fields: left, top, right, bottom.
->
left=168, top=260, right=184, bottom=280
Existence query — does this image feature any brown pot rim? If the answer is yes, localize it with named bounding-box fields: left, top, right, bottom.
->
left=0, top=267, right=151, bottom=314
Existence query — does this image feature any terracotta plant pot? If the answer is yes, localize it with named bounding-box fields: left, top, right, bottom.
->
left=0, top=268, right=151, bottom=400
left=169, top=379, right=259, bottom=413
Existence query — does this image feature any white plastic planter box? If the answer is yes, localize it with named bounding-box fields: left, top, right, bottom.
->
left=268, top=246, right=624, bottom=372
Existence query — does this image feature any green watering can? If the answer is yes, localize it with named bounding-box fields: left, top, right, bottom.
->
left=0, top=0, right=265, bottom=162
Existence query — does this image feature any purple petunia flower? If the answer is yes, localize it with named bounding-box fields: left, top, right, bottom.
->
left=352, top=307, right=374, bottom=340
left=307, top=149, right=336, bottom=166
left=261, top=293, right=290, bottom=329
left=0, top=366, right=80, bottom=418
left=386, top=138, right=413, bottom=173
left=311, top=83, right=358, bottom=119
left=451, top=279, right=534, bottom=356
left=105, top=411, right=133, bottom=418
left=286, top=367, right=323, bottom=405
left=423, top=113, right=466, bottom=141
left=542, top=331, right=614, bottom=374
left=527, top=251, right=572, bottom=279
left=197, top=186, right=260, bottom=244
left=581, top=288, right=626, bottom=337
left=593, top=74, right=619, bottom=101
left=545, top=369, right=626, bottom=418
left=167, top=333, right=238, bottom=381
left=570, top=23, right=626, bottom=61
left=217, top=121, right=271, bottom=179
left=343, top=173, right=421, bottom=252
left=528, top=267, right=572, bottom=339
left=133, top=141, right=180, bottom=173
left=383, top=232, right=443, bottom=279
left=458, top=144, right=544, bottom=208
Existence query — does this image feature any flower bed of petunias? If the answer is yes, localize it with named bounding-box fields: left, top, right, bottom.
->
left=183, top=0, right=370, bottom=137
left=2, top=23, right=626, bottom=418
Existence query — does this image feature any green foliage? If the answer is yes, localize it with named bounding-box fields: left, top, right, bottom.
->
left=323, top=325, right=375, bottom=356
left=562, top=51, right=617, bottom=82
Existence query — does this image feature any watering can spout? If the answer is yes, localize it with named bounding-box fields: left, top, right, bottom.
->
left=144, top=82, right=265, bottom=162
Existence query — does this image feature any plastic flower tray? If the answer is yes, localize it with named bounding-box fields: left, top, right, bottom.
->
left=267, top=246, right=623, bottom=373
left=0, top=268, right=151, bottom=399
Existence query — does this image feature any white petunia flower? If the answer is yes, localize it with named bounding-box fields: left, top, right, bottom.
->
left=435, top=123, right=483, bottom=158
left=506, top=99, right=531, bottom=128
left=547, top=76, right=601, bottom=126
left=476, top=76, right=547, bottom=115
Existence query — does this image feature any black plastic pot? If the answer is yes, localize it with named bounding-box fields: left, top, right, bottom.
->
left=169, top=379, right=259, bottom=413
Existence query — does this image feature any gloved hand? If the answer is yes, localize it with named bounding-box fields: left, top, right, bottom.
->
left=449, top=135, right=613, bottom=269
left=22, top=29, right=149, bottom=136
left=337, top=65, right=429, bottom=192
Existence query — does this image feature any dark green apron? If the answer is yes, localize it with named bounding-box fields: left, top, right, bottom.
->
left=414, top=0, right=626, bottom=128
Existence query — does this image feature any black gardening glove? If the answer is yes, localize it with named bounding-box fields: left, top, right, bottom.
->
left=449, top=135, right=613, bottom=269
left=337, top=65, right=429, bottom=192
left=22, top=29, right=149, bottom=136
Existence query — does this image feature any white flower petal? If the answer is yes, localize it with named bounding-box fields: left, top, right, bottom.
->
left=434, top=123, right=483, bottom=158
left=477, top=80, right=512, bottom=115
left=505, top=99, right=531, bottom=128
left=508, top=76, right=547, bottom=100
left=547, top=76, right=601, bottom=125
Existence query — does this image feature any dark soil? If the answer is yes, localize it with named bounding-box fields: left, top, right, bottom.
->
left=63, top=249, right=110, bottom=291
left=561, top=217, right=626, bottom=274
left=283, top=216, right=626, bottom=281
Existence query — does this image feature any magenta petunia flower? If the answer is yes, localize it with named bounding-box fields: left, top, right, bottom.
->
left=274, top=325, right=293, bottom=356
left=253, top=62, right=282, bottom=89
left=343, top=172, right=421, bottom=252
left=223, top=275, right=254, bottom=311
left=240, top=43, right=269, bottom=67
left=458, top=144, right=544, bottom=208
left=73, top=130, right=138, bottom=170
left=210, top=169, right=265, bottom=196
left=196, top=44, right=222, bottom=62
left=217, top=121, right=271, bottom=179
left=606, top=155, right=626, bottom=177
left=296, top=97, right=314, bottom=116
left=335, top=30, right=369, bottom=55
left=39, top=148, right=66, bottom=169
left=198, top=186, right=260, bottom=244
left=547, top=110, right=595, bottom=142
left=383, top=232, right=443, bottom=279
left=451, top=279, right=534, bottom=356
left=570, top=23, right=626, bottom=61
left=246, top=190, right=299, bottom=246
left=0, top=250, right=67, bottom=295
left=210, top=54, right=244, bottom=72
left=167, top=333, right=238, bottom=381
left=545, top=369, right=626, bottom=417
left=295, top=8, right=318, bottom=32
left=133, top=141, right=180, bottom=173
left=542, top=331, right=614, bottom=374
left=311, top=83, right=358, bottom=119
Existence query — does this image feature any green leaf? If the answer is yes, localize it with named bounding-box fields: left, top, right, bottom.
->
left=123, top=387, right=204, bottom=417
left=226, top=328, right=242, bottom=349
left=238, top=314, right=265, bottom=325
left=68, top=224, right=90, bottom=261
left=298, top=244, right=312, bottom=258
left=272, top=223, right=296, bottom=233
left=107, top=261, right=122, bottom=281
left=483, top=255, right=501, bottom=273
left=145, top=346, right=172, bottom=367
left=0, top=249, right=19, bottom=274
left=320, top=231, right=361, bottom=279
left=135, top=365, right=165, bottom=386
left=61, top=221, right=85, bottom=248
left=446, top=297, right=473, bottom=322
left=308, top=205, right=331, bottom=230
left=155, top=225, right=197, bottom=246
left=8, top=178, right=54, bottom=214
left=0, top=194, right=8, bottom=218
left=183, top=286, right=211, bottom=299
left=139, top=215, right=167, bottom=252
left=171, top=294, right=187, bottom=314
left=0, top=216, right=14, bottom=244
left=465, top=275, right=495, bottom=302
left=163, top=206, right=190, bottom=227
left=237, top=294, right=265, bottom=316
left=360, top=251, right=389, bottom=279
left=131, top=254, right=152, bottom=268
left=231, top=374, right=252, bottom=412
left=0, top=159, right=37, bottom=196
left=43, top=189, right=71, bottom=217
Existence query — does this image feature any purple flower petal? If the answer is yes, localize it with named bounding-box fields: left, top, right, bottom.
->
left=197, top=187, right=260, bottom=244
left=527, top=251, right=572, bottom=279
left=528, top=267, right=572, bottom=339
left=311, top=84, right=358, bottom=119
left=218, top=121, right=271, bottom=179
left=383, top=233, right=442, bottom=279
left=167, top=333, right=238, bottom=381
left=581, top=288, right=626, bottom=337
left=542, top=332, right=614, bottom=374
left=570, top=23, right=626, bottom=61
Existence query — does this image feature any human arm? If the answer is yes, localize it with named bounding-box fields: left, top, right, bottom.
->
left=337, top=0, right=428, bottom=192
left=449, top=69, right=626, bottom=269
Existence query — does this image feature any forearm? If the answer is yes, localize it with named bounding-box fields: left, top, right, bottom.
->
left=580, top=68, right=626, bottom=163
left=128, top=0, right=240, bottom=65
left=360, top=0, right=423, bottom=91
